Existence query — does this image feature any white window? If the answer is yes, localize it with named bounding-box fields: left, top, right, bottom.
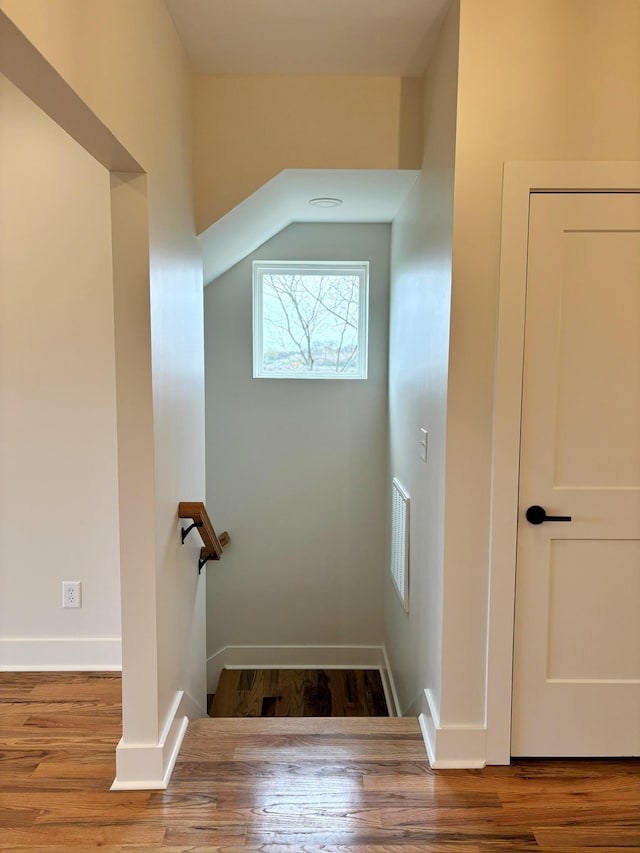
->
left=252, top=260, right=369, bottom=379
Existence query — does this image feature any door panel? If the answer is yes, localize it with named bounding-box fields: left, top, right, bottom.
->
left=554, top=232, right=640, bottom=487
left=547, top=539, right=640, bottom=681
left=512, top=192, right=640, bottom=757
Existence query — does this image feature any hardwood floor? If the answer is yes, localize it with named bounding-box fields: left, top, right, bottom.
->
left=210, top=669, right=389, bottom=717
left=1, top=671, right=640, bottom=851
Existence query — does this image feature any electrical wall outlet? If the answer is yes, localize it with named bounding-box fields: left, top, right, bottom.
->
left=62, top=581, right=82, bottom=608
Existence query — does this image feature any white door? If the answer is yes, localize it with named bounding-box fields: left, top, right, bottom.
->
left=512, top=192, right=640, bottom=757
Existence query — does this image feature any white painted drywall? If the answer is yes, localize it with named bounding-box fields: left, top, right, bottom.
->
left=204, top=223, right=390, bottom=679
left=387, top=0, right=640, bottom=738
left=0, top=74, right=121, bottom=666
left=438, top=0, right=640, bottom=732
left=385, top=2, right=459, bottom=715
left=0, top=0, right=206, bottom=779
left=193, top=75, right=416, bottom=231
left=387, top=0, right=640, bottom=740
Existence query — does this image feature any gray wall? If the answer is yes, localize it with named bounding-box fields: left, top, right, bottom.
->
left=204, top=223, right=390, bottom=682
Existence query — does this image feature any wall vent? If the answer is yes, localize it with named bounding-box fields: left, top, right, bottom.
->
left=391, top=478, right=410, bottom=611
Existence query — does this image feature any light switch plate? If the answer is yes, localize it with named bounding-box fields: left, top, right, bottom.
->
left=419, top=428, right=428, bottom=462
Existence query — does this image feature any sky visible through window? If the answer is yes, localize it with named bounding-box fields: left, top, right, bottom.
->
left=262, top=272, right=361, bottom=375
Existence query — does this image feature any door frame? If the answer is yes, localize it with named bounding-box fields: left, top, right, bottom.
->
left=486, top=161, right=640, bottom=764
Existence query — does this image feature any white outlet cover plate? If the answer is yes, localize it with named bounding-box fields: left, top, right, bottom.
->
left=62, top=581, right=82, bottom=608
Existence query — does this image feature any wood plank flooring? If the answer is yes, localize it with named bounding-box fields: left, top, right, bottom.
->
left=210, top=669, right=389, bottom=717
left=2, top=671, right=640, bottom=851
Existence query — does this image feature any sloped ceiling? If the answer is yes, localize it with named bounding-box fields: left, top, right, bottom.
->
left=200, top=169, right=419, bottom=285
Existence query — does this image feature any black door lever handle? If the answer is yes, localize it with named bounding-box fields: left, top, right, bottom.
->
left=526, top=505, right=572, bottom=525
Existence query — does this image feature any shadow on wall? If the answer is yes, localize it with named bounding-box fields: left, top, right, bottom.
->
left=203, top=222, right=392, bottom=689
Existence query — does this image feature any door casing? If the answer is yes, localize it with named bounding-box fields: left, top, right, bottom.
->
left=486, top=161, right=640, bottom=765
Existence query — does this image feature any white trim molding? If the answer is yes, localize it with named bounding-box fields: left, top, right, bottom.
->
left=111, top=690, right=188, bottom=791
left=487, top=160, right=640, bottom=765
left=419, top=690, right=486, bottom=769
left=207, top=644, right=400, bottom=716
left=381, top=645, right=402, bottom=718
left=179, top=689, right=208, bottom=721
left=0, top=638, right=121, bottom=670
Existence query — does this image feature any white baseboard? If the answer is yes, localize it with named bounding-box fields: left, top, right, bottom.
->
left=179, top=688, right=207, bottom=720
left=0, top=638, right=121, bottom=670
left=419, top=689, right=486, bottom=769
left=207, top=644, right=400, bottom=716
left=111, top=690, right=188, bottom=790
left=380, top=645, right=402, bottom=718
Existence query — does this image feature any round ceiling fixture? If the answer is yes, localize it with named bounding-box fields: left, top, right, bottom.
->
left=308, top=197, right=343, bottom=208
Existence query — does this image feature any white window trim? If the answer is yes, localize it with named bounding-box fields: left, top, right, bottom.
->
left=252, top=260, right=369, bottom=379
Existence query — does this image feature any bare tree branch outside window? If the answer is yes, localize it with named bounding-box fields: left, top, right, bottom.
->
left=256, top=266, right=367, bottom=377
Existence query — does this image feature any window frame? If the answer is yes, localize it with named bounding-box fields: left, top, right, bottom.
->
left=252, top=259, right=369, bottom=380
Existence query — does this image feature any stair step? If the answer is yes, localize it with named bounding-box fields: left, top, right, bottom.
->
left=179, top=716, right=426, bottom=762
left=210, top=668, right=389, bottom=717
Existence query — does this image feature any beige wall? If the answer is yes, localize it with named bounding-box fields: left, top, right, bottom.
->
left=193, top=74, right=423, bottom=232
left=386, top=1, right=459, bottom=715
left=0, top=74, right=121, bottom=667
left=440, top=0, right=640, bottom=728
left=204, top=223, right=390, bottom=681
left=0, top=0, right=206, bottom=784
left=399, top=77, right=426, bottom=171
left=386, top=0, right=640, bottom=741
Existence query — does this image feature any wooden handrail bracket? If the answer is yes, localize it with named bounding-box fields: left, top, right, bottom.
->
left=178, top=502, right=230, bottom=572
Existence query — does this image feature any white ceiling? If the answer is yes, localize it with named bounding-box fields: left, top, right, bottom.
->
left=165, top=0, right=451, bottom=76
